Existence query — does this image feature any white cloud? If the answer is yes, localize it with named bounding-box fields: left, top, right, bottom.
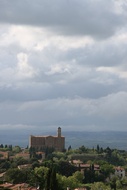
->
left=97, top=66, right=127, bottom=80
left=16, top=52, right=37, bottom=79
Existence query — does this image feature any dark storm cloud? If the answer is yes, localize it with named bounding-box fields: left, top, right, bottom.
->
left=0, top=0, right=125, bottom=39
left=0, top=91, right=127, bottom=131
left=0, top=65, right=125, bottom=103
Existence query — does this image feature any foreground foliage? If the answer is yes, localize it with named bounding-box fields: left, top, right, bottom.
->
left=1, top=144, right=127, bottom=189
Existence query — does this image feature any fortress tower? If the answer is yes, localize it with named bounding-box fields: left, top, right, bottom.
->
left=57, top=127, right=61, bottom=137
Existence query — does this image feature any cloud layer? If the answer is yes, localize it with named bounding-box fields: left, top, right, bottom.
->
left=0, top=0, right=127, bottom=132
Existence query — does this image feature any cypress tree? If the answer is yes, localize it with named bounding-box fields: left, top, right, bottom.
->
left=45, top=168, right=51, bottom=190
left=50, top=166, right=58, bottom=190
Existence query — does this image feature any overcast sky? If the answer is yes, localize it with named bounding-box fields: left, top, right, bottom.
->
left=0, top=0, right=127, bottom=132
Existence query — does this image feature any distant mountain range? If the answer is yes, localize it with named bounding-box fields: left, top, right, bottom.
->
left=0, top=129, right=127, bottom=150
left=63, top=131, right=127, bottom=150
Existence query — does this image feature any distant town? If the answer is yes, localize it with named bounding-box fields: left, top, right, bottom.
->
left=0, top=128, right=126, bottom=190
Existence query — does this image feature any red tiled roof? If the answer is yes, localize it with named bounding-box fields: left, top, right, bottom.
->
left=0, top=183, right=37, bottom=190
left=0, top=183, right=14, bottom=188
left=72, top=160, right=83, bottom=164
left=36, top=152, right=45, bottom=154
left=115, top=166, right=124, bottom=171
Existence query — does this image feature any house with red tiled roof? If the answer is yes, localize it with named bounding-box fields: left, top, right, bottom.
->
left=0, top=183, right=37, bottom=190
left=18, top=164, right=32, bottom=170
left=16, top=152, right=30, bottom=159
left=36, top=151, right=45, bottom=160
left=70, top=160, right=100, bottom=173
left=0, top=183, right=14, bottom=189
left=74, top=188, right=87, bottom=190
left=115, top=166, right=125, bottom=178
left=0, top=151, right=9, bottom=159
left=70, top=159, right=83, bottom=166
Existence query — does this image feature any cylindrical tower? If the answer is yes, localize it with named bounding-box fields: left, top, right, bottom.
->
left=57, top=127, right=61, bottom=137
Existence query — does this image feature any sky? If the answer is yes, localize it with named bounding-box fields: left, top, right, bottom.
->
left=0, top=0, right=127, bottom=133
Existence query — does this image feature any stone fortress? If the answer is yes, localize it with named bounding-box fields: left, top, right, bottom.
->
left=29, top=127, right=65, bottom=151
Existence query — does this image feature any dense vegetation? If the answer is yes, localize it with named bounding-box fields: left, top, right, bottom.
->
left=0, top=144, right=127, bottom=189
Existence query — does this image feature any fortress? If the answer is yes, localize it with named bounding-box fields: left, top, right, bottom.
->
left=29, top=127, right=65, bottom=152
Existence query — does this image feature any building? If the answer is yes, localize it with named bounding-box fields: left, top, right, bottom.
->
left=18, top=164, right=32, bottom=170
left=0, top=183, right=37, bottom=190
left=0, top=151, right=9, bottom=160
left=15, top=152, right=30, bottom=159
left=36, top=151, right=45, bottom=161
left=115, top=166, right=125, bottom=178
left=70, top=160, right=100, bottom=174
left=29, top=127, right=65, bottom=152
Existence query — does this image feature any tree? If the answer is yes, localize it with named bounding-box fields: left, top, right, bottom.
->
left=29, top=147, right=36, bottom=158
left=50, top=167, right=58, bottom=190
left=83, top=164, right=95, bottom=183
left=79, top=145, right=88, bottom=153
left=13, top=157, right=28, bottom=166
left=110, top=178, right=116, bottom=190
left=32, top=161, right=40, bottom=169
left=45, top=167, right=51, bottom=190
left=8, top=145, right=12, bottom=151
left=101, top=163, right=114, bottom=178
left=34, top=166, right=49, bottom=190
left=57, top=161, right=77, bottom=177
left=12, top=146, right=21, bottom=153
left=73, top=171, right=83, bottom=183
left=68, top=145, right=72, bottom=151
left=66, top=174, right=83, bottom=190
left=0, top=144, right=3, bottom=148
left=91, top=182, right=111, bottom=190
left=97, top=144, right=100, bottom=153
left=5, top=168, right=27, bottom=184
left=5, top=145, right=8, bottom=149
left=56, top=174, right=67, bottom=190
left=0, top=161, right=10, bottom=170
